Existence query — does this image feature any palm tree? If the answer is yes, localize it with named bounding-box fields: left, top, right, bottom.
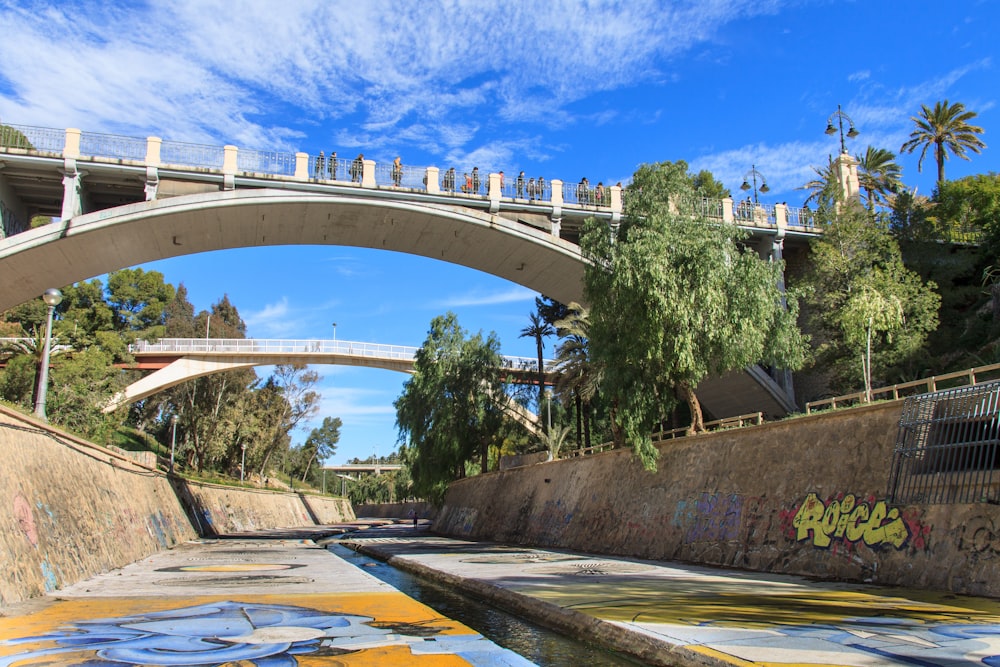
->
left=900, top=100, right=986, bottom=183
left=855, top=146, right=903, bottom=213
left=519, top=311, right=554, bottom=406
left=799, top=158, right=840, bottom=210
left=552, top=303, right=601, bottom=449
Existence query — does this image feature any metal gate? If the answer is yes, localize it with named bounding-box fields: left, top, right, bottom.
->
left=888, top=380, right=1000, bottom=504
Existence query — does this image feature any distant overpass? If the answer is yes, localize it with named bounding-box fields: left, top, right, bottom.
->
left=106, top=337, right=556, bottom=411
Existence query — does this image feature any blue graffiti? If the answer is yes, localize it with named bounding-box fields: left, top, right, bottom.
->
left=0, top=600, right=532, bottom=666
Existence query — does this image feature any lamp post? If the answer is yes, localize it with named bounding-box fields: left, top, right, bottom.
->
left=825, top=103, right=860, bottom=154
left=169, top=414, right=179, bottom=473
left=33, top=288, right=62, bottom=420
left=332, top=322, right=337, bottom=341
left=739, top=165, right=770, bottom=205
left=240, top=442, right=247, bottom=483
left=545, top=389, right=552, bottom=433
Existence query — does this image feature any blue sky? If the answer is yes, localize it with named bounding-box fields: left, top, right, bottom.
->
left=1, top=1, right=997, bottom=464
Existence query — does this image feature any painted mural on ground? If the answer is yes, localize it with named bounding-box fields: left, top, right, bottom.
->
left=787, top=492, right=932, bottom=552
left=516, top=574, right=1000, bottom=666
left=0, top=595, right=533, bottom=666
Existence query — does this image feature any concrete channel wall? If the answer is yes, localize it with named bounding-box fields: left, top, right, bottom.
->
left=0, top=406, right=354, bottom=610
left=435, top=402, right=1000, bottom=597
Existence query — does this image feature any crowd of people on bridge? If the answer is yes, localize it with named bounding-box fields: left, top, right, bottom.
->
left=310, top=149, right=619, bottom=207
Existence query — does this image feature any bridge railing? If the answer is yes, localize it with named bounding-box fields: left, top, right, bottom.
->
left=79, top=131, right=147, bottom=161
left=0, top=124, right=833, bottom=242
left=239, top=148, right=298, bottom=176
left=129, top=337, right=550, bottom=371
left=159, top=140, right=225, bottom=169
left=1, top=124, right=66, bottom=152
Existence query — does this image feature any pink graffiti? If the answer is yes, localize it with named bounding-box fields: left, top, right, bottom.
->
left=13, top=493, right=38, bottom=546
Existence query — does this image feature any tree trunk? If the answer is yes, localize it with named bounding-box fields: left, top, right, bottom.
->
left=575, top=392, right=583, bottom=447
left=936, top=140, right=946, bottom=184
left=679, top=382, right=704, bottom=434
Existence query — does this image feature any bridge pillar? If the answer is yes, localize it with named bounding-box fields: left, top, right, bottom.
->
left=63, top=128, right=81, bottom=159
left=60, top=159, right=83, bottom=220
left=425, top=167, right=440, bottom=193
left=488, top=172, right=501, bottom=212
left=549, top=179, right=563, bottom=236
left=721, top=197, right=734, bottom=223
left=361, top=159, right=376, bottom=188
left=222, top=145, right=237, bottom=190
left=294, top=152, right=309, bottom=179
left=145, top=137, right=162, bottom=201
left=833, top=152, right=861, bottom=206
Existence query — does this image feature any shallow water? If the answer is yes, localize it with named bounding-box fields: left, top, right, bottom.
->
left=327, top=542, right=642, bottom=666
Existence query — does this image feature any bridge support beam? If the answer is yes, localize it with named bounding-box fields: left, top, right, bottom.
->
left=104, top=357, right=258, bottom=412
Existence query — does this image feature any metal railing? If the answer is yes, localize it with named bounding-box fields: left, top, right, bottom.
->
left=159, top=140, right=225, bottom=169
left=240, top=148, right=298, bottom=176
left=1, top=123, right=66, bottom=152
left=805, top=363, right=1000, bottom=414
left=129, top=337, right=549, bottom=371
left=79, top=131, right=146, bottom=161
left=888, top=380, right=1000, bottom=504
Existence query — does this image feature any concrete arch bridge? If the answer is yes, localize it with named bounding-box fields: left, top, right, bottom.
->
left=0, top=125, right=818, bottom=418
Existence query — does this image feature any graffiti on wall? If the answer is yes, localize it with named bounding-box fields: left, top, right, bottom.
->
left=672, top=492, right=744, bottom=544
left=789, top=492, right=928, bottom=551
left=0, top=200, right=27, bottom=238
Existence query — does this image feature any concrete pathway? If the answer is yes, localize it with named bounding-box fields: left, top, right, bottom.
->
left=340, top=524, right=1000, bottom=667
left=0, top=525, right=534, bottom=666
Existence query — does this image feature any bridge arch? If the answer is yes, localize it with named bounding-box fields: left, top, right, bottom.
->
left=0, top=188, right=588, bottom=313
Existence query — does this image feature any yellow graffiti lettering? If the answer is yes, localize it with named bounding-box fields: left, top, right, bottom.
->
left=844, top=503, right=869, bottom=543
left=833, top=494, right=857, bottom=538
left=793, top=493, right=830, bottom=547
left=793, top=494, right=911, bottom=550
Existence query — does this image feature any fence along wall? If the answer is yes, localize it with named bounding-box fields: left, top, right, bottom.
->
left=0, top=406, right=355, bottom=610
left=435, top=401, right=1000, bottom=597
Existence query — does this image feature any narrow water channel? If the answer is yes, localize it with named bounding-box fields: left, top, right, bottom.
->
left=327, top=542, right=642, bottom=666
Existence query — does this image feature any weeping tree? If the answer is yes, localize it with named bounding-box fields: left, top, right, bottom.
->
left=395, top=312, right=507, bottom=504
left=581, top=160, right=808, bottom=470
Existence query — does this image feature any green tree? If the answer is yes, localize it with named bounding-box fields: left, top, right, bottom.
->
left=799, top=158, right=841, bottom=210
left=803, top=204, right=941, bottom=392
left=691, top=169, right=731, bottom=199
left=856, top=146, right=903, bottom=213
left=519, top=310, right=554, bottom=406
left=900, top=100, right=987, bottom=184
left=106, top=268, right=175, bottom=339
left=395, top=312, right=506, bottom=504
left=933, top=173, right=1000, bottom=248
left=300, top=416, right=342, bottom=482
left=581, top=160, right=807, bottom=469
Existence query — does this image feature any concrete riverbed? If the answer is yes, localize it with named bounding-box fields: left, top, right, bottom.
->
left=5, top=521, right=1000, bottom=666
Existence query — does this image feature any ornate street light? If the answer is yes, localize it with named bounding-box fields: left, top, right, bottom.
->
left=740, top=165, right=770, bottom=204
left=170, top=414, right=179, bottom=473
left=33, top=288, right=62, bottom=420
left=825, top=103, right=860, bottom=154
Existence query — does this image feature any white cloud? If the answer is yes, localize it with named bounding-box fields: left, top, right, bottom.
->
left=436, top=286, right=538, bottom=308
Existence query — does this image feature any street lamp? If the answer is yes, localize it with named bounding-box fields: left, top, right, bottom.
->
left=169, top=414, right=179, bottom=473
left=240, top=442, right=247, bottom=483
left=332, top=322, right=337, bottom=342
left=739, top=165, right=770, bottom=205
left=33, top=288, right=62, bottom=420
left=545, top=389, right=552, bottom=432
left=825, top=103, right=860, bottom=154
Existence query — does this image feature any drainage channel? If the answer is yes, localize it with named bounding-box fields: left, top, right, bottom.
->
left=327, top=542, right=642, bottom=666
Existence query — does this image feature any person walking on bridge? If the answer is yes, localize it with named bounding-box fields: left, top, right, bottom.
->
left=516, top=171, right=525, bottom=198
left=472, top=167, right=481, bottom=194
left=314, top=151, right=325, bottom=179
left=350, top=153, right=364, bottom=183
left=392, top=156, right=403, bottom=186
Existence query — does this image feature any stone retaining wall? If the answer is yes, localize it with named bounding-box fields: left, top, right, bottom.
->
left=354, top=501, right=438, bottom=521
left=0, top=406, right=354, bottom=610
left=435, top=402, right=1000, bottom=597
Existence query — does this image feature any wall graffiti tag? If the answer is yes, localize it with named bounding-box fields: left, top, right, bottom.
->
left=673, top=492, right=744, bottom=544
left=791, top=492, right=916, bottom=550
